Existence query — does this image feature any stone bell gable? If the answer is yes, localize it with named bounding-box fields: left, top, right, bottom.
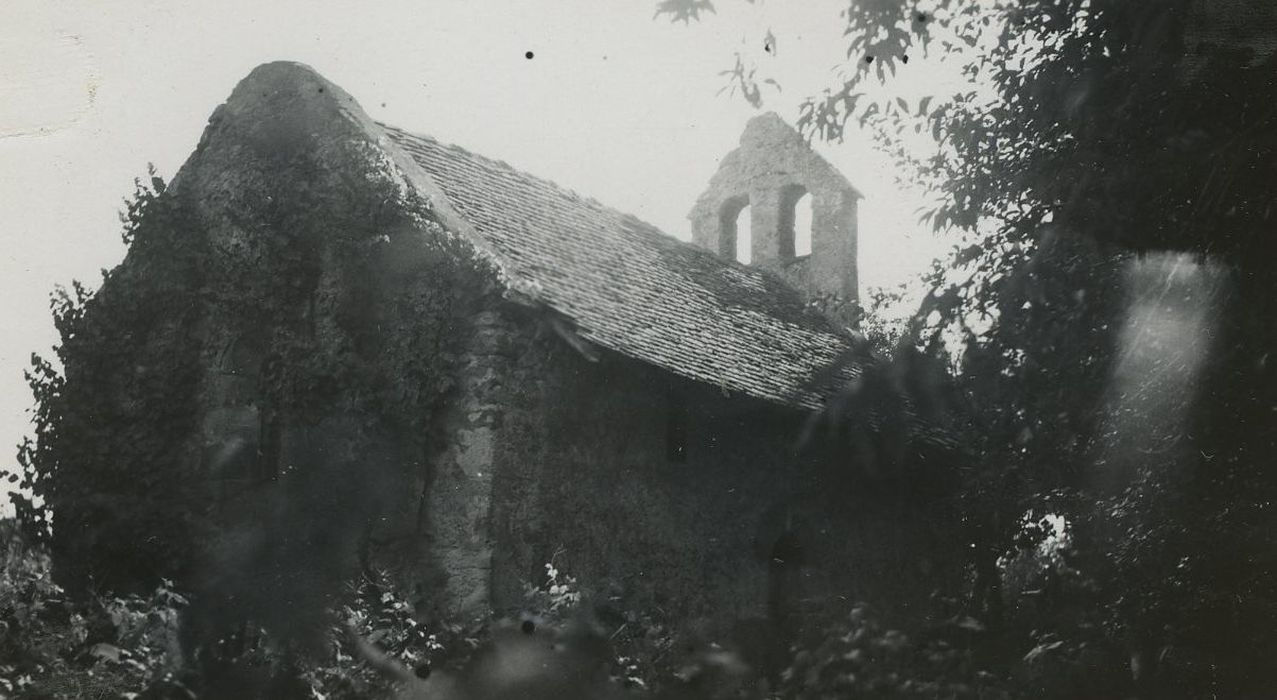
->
left=689, top=113, right=862, bottom=308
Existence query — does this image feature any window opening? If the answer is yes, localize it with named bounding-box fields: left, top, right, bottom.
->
left=719, top=196, right=751, bottom=264
left=735, top=206, right=753, bottom=264
left=779, top=185, right=812, bottom=259
left=793, top=192, right=813, bottom=257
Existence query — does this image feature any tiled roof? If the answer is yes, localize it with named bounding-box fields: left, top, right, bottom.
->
left=381, top=125, right=861, bottom=410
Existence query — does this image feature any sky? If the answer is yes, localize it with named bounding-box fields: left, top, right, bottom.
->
left=0, top=0, right=962, bottom=487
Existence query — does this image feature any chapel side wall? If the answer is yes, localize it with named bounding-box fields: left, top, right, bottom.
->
left=486, top=312, right=828, bottom=622
left=413, top=304, right=510, bottom=619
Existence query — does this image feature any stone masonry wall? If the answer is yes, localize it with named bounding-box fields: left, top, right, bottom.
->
left=416, top=306, right=510, bottom=619
left=689, top=113, right=860, bottom=307
left=482, top=305, right=835, bottom=624
left=478, top=302, right=961, bottom=630
left=171, top=62, right=515, bottom=627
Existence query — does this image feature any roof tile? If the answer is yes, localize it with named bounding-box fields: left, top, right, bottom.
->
left=382, top=124, right=862, bottom=410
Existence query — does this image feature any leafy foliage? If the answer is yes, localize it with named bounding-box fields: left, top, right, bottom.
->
left=654, top=0, right=718, bottom=24
left=777, top=604, right=1009, bottom=699
left=0, top=519, right=192, bottom=699
left=5, top=168, right=208, bottom=593
left=659, top=0, right=1277, bottom=695
left=3, top=111, right=505, bottom=691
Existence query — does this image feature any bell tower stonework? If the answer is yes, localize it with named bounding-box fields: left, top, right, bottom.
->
left=689, top=113, right=861, bottom=310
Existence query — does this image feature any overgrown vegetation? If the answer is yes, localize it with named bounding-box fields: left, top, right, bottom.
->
left=657, top=0, right=1277, bottom=697
left=1, top=114, right=506, bottom=694
left=6, top=1, right=1277, bottom=697
left=0, top=519, right=1132, bottom=699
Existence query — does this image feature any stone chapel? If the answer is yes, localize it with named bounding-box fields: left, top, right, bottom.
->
left=80, top=62, right=952, bottom=627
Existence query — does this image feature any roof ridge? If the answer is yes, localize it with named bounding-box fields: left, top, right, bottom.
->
left=378, top=122, right=612, bottom=213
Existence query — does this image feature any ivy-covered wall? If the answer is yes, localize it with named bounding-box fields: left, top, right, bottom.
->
left=12, top=62, right=516, bottom=650
left=478, top=311, right=835, bottom=624
left=478, top=322, right=958, bottom=631
left=162, top=62, right=515, bottom=642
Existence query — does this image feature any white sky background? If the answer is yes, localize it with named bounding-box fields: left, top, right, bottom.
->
left=0, top=0, right=964, bottom=489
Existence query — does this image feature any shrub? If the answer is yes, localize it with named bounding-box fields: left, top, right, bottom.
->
left=0, top=519, right=191, bottom=699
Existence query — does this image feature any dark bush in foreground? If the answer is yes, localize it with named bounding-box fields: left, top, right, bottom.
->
left=6, top=519, right=1143, bottom=699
